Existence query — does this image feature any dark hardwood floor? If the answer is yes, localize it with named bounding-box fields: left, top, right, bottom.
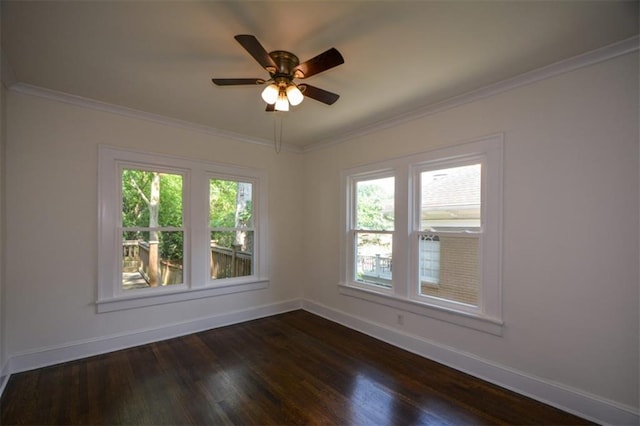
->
left=1, top=310, right=591, bottom=425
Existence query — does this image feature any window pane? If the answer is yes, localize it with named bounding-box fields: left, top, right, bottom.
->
left=122, top=169, right=183, bottom=227
left=356, top=177, right=394, bottom=231
left=121, top=231, right=184, bottom=290
left=210, top=179, right=253, bottom=228
left=421, top=164, right=480, bottom=230
left=419, top=235, right=478, bottom=306
left=355, top=232, right=392, bottom=288
left=419, top=234, right=440, bottom=285
left=210, top=230, right=253, bottom=279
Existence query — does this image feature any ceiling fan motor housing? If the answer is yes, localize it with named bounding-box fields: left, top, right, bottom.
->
left=268, top=50, right=301, bottom=81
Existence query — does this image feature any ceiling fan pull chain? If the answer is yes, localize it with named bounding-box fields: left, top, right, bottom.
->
left=274, top=115, right=283, bottom=154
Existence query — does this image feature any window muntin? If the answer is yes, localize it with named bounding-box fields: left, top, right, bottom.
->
left=355, top=232, right=393, bottom=287
left=120, top=168, right=185, bottom=291
left=418, top=233, right=479, bottom=305
left=353, top=176, right=394, bottom=288
left=209, top=179, right=254, bottom=280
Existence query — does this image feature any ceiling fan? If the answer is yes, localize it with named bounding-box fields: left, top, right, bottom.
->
left=212, top=35, right=344, bottom=112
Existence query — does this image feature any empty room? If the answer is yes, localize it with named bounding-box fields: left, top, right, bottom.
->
left=0, top=1, right=638, bottom=425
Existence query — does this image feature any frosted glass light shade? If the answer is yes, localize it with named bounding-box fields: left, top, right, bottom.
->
left=275, top=92, right=289, bottom=111
left=261, top=84, right=279, bottom=104
left=286, top=84, right=304, bottom=106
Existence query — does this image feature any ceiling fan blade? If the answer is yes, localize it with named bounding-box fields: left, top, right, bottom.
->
left=294, top=48, right=344, bottom=79
left=299, top=84, right=340, bottom=105
left=265, top=103, right=275, bottom=112
left=234, top=34, right=277, bottom=73
left=211, top=78, right=265, bottom=86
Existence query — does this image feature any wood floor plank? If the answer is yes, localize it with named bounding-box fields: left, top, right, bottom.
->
left=0, top=310, right=593, bottom=425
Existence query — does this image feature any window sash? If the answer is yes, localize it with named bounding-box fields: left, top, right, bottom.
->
left=413, top=231, right=481, bottom=311
left=208, top=178, right=258, bottom=282
left=409, top=156, right=486, bottom=311
left=353, top=230, right=394, bottom=289
left=348, top=172, right=396, bottom=291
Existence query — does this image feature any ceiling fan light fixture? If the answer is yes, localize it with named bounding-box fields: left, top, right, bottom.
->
left=286, top=84, right=304, bottom=106
left=212, top=35, right=344, bottom=114
left=261, top=83, right=279, bottom=104
left=275, top=90, right=289, bottom=111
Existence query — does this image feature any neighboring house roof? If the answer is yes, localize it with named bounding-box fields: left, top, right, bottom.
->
left=422, top=163, right=481, bottom=209
left=421, top=163, right=481, bottom=228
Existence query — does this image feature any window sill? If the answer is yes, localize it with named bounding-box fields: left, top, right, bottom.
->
left=338, top=283, right=503, bottom=336
left=96, top=279, right=269, bottom=313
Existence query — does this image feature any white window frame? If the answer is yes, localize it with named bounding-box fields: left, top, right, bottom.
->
left=97, top=146, right=268, bottom=313
left=349, top=171, right=396, bottom=291
left=207, top=173, right=257, bottom=282
left=339, top=135, right=503, bottom=335
left=118, top=163, right=189, bottom=294
left=410, top=156, right=485, bottom=315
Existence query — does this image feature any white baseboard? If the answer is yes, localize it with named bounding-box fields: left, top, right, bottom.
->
left=7, top=298, right=302, bottom=375
left=302, top=299, right=639, bottom=426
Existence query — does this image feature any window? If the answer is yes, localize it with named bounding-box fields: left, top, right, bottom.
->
left=416, top=162, right=481, bottom=306
left=209, top=178, right=254, bottom=280
left=353, top=175, right=394, bottom=288
left=121, top=168, right=185, bottom=290
left=340, top=135, right=503, bottom=334
left=98, top=146, right=268, bottom=312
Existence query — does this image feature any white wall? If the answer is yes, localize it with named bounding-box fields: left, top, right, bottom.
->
left=4, top=91, right=305, bottom=356
left=0, top=81, right=6, bottom=386
left=302, top=52, right=639, bottom=412
left=0, top=2, right=7, bottom=387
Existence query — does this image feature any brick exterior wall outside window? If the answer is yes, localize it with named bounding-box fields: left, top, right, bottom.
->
left=421, top=235, right=479, bottom=305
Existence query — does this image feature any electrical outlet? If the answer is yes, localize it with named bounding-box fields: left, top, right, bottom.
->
left=397, top=314, right=404, bottom=326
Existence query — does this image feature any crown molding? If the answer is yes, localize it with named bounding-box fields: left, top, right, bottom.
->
left=8, top=83, right=304, bottom=154
left=6, top=35, right=638, bottom=155
left=304, top=35, right=640, bottom=153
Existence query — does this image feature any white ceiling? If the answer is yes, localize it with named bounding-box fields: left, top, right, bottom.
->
left=2, top=1, right=638, bottom=149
